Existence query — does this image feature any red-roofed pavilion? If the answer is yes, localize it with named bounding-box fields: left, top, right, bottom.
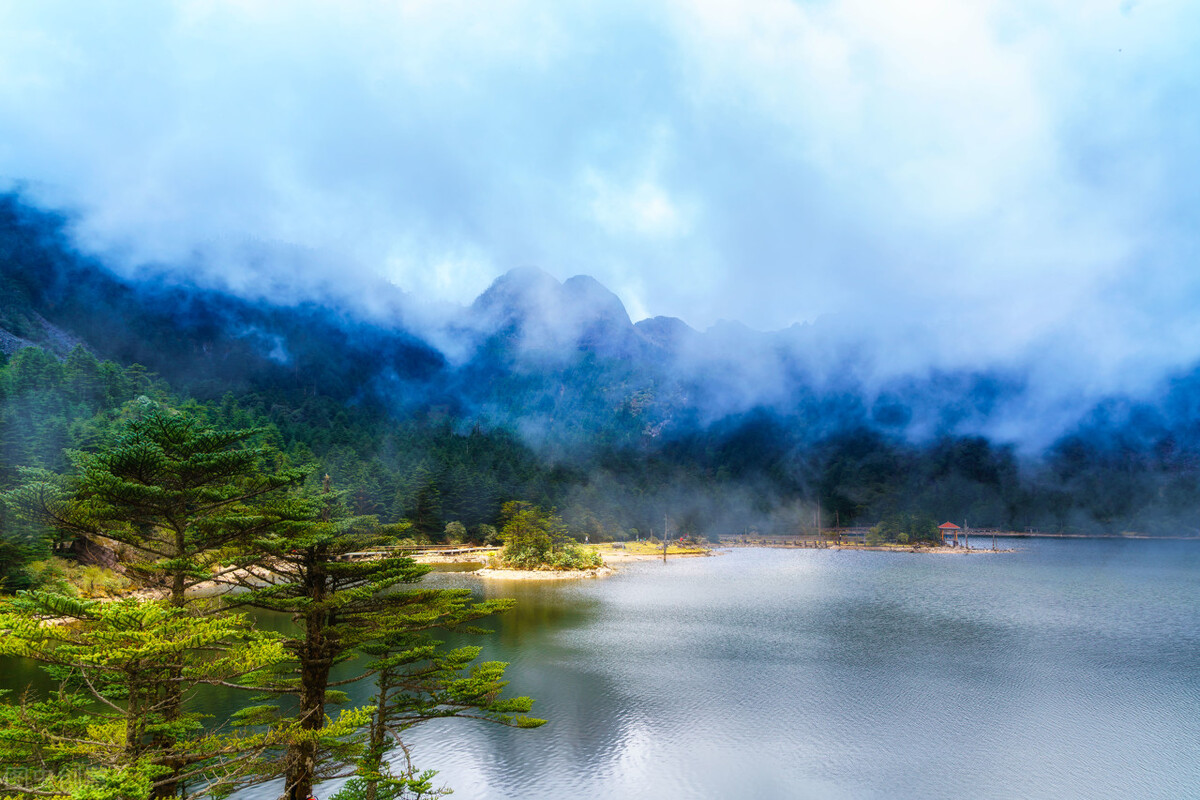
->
left=938, top=522, right=961, bottom=547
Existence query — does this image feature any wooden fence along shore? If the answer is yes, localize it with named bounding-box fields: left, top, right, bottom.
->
left=337, top=544, right=501, bottom=561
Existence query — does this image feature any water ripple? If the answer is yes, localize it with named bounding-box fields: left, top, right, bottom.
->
left=226, top=540, right=1200, bottom=800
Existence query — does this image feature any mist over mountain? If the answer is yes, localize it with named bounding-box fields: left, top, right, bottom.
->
left=7, top=2, right=1200, bottom=360
left=0, top=191, right=1191, bottom=452
left=4, top=17, right=1200, bottom=799
left=4, top=193, right=1200, bottom=537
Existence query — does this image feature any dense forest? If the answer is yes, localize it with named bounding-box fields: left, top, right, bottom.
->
left=3, top=190, right=1200, bottom=595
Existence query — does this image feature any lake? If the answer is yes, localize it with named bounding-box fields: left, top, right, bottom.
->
left=6, top=539, right=1200, bottom=799
left=397, top=540, right=1200, bottom=800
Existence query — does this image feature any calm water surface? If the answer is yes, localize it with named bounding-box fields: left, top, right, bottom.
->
left=7, top=540, right=1199, bottom=799
left=397, top=540, right=1200, bottom=800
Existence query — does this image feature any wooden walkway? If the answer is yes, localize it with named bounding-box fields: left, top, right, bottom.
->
left=338, top=545, right=500, bottom=562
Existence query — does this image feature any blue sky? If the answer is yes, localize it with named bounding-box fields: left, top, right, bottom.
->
left=2, top=1, right=1199, bottom=390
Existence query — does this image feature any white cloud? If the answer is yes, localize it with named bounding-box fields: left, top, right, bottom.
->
left=584, top=169, right=689, bottom=239
left=0, top=0, right=1199, bottom=387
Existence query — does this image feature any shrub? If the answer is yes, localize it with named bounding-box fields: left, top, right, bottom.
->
left=444, top=520, right=467, bottom=544
left=497, top=502, right=599, bottom=570
left=24, top=557, right=131, bottom=598
left=477, top=523, right=500, bottom=546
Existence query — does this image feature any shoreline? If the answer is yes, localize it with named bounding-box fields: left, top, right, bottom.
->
left=461, top=543, right=1016, bottom=580
left=84, top=543, right=1021, bottom=599
left=473, top=565, right=615, bottom=580
left=461, top=547, right=712, bottom=581
left=824, top=544, right=1015, bottom=554
left=32, top=540, right=1028, bottom=609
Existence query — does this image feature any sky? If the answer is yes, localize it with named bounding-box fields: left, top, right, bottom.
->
left=2, top=0, right=1200, bottom=393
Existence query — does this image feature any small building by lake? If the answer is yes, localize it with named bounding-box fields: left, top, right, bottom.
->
left=939, top=522, right=962, bottom=547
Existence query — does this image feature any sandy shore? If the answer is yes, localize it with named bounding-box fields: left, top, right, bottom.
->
left=473, top=565, right=615, bottom=580
left=38, top=542, right=1011, bottom=611
left=465, top=546, right=711, bottom=580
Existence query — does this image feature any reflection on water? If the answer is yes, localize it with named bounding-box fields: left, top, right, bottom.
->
left=0, top=654, right=58, bottom=698
left=406, top=541, right=1200, bottom=800
left=3, top=540, right=1199, bottom=800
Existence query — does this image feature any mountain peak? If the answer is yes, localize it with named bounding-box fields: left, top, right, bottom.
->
left=562, top=274, right=632, bottom=328
left=634, top=316, right=698, bottom=352
left=469, top=268, right=636, bottom=360
left=472, top=267, right=561, bottom=316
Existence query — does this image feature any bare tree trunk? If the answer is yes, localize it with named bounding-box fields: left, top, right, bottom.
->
left=151, top=531, right=189, bottom=799
left=286, top=552, right=332, bottom=800
left=285, top=662, right=329, bottom=800
left=362, top=681, right=392, bottom=800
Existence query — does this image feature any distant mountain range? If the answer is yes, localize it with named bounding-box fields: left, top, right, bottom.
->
left=6, top=192, right=1200, bottom=534
left=1, top=192, right=1194, bottom=454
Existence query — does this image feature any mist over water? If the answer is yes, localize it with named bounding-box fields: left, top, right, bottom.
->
left=6, top=192, right=1200, bottom=537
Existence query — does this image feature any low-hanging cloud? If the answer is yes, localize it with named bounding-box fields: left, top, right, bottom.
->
left=2, top=0, right=1199, bottom=400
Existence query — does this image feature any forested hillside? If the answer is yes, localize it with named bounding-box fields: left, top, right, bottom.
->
left=3, top=190, right=1200, bottom=594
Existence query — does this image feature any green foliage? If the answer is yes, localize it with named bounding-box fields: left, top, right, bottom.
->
left=0, top=409, right=310, bottom=799
left=0, top=348, right=172, bottom=589
left=22, top=557, right=131, bottom=598
left=65, top=761, right=163, bottom=800
left=498, top=502, right=601, bottom=570
left=443, top=520, right=467, bottom=544
left=5, top=408, right=308, bottom=604
left=225, top=482, right=541, bottom=800
left=331, top=774, right=441, bottom=800
left=0, top=594, right=288, bottom=800
left=868, top=512, right=940, bottom=545
left=476, top=523, right=500, bottom=546
left=352, top=629, right=545, bottom=800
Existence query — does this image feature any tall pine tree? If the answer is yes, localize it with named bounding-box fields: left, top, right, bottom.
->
left=225, top=478, right=542, bottom=800
left=4, top=407, right=308, bottom=798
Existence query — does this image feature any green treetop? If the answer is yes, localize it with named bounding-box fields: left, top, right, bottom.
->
left=0, top=593, right=288, bottom=800
left=497, top=501, right=600, bottom=570
left=6, top=407, right=308, bottom=605
left=1, top=407, right=307, bottom=799
left=224, top=480, right=544, bottom=800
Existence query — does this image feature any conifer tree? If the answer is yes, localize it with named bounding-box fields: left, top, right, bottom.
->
left=349, top=626, right=544, bottom=800
left=0, top=593, right=288, bottom=799
left=3, top=407, right=308, bottom=798
left=7, top=407, right=308, bottom=605
left=225, top=479, right=542, bottom=800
